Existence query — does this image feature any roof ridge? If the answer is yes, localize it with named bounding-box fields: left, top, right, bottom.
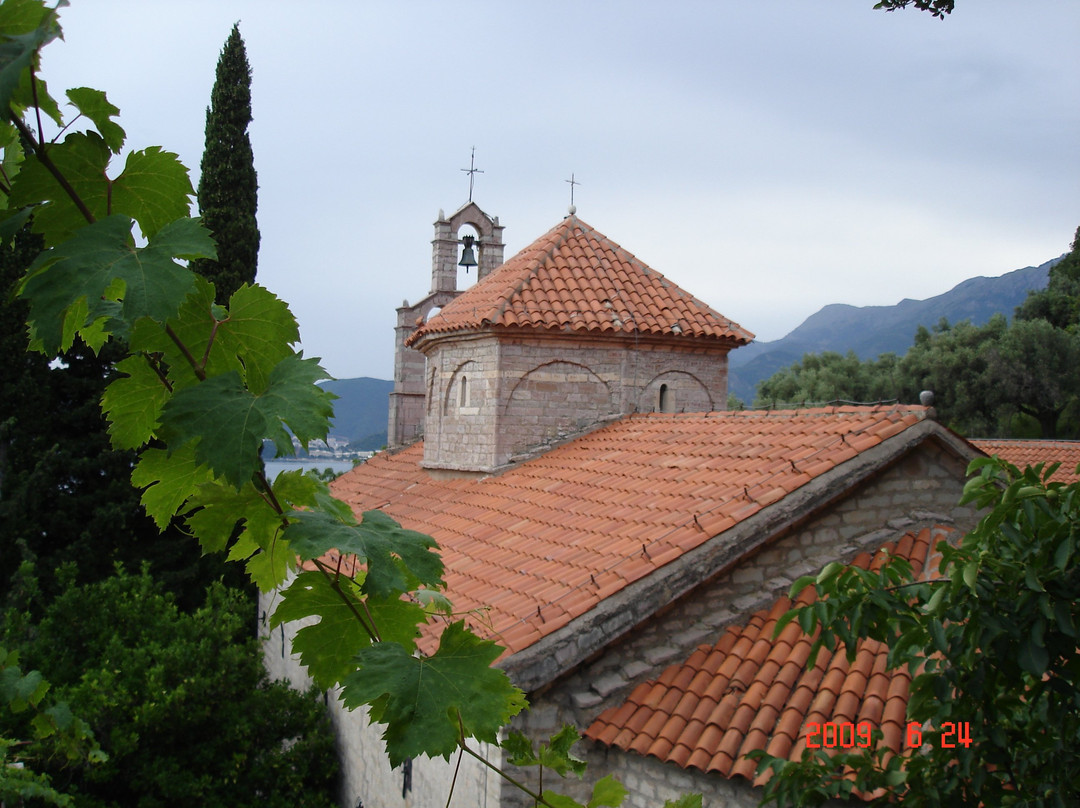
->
left=489, top=215, right=582, bottom=327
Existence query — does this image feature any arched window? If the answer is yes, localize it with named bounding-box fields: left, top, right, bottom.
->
left=459, top=376, right=469, bottom=409
left=658, top=383, right=674, bottom=413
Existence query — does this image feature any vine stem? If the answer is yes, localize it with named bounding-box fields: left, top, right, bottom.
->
left=9, top=113, right=97, bottom=226
left=458, top=739, right=562, bottom=808
left=310, top=558, right=381, bottom=644
left=165, top=324, right=206, bottom=381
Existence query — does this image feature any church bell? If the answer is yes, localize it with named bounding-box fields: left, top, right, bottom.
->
left=458, top=235, right=478, bottom=272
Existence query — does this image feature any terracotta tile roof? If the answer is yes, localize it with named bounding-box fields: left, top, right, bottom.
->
left=584, top=525, right=953, bottom=790
left=406, top=215, right=753, bottom=347
left=970, top=439, right=1080, bottom=483
left=328, top=406, right=930, bottom=657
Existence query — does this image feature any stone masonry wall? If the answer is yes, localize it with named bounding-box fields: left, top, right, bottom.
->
left=259, top=590, right=503, bottom=808
left=500, top=440, right=978, bottom=808
left=420, top=332, right=732, bottom=472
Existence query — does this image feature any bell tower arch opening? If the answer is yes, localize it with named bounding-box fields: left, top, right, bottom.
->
left=387, top=200, right=505, bottom=450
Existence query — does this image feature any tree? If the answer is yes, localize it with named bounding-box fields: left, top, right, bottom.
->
left=192, top=23, right=259, bottom=303
left=755, top=222, right=1080, bottom=439
left=873, top=0, right=954, bottom=18
left=754, top=350, right=903, bottom=408
left=1017, top=226, right=1080, bottom=332
left=754, top=456, right=1080, bottom=806
left=2, top=567, right=338, bottom=808
left=0, top=5, right=696, bottom=806
left=898, top=315, right=1010, bottom=436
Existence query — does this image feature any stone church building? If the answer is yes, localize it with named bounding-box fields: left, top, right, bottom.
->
left=262, top=201, right=1048, bottom=807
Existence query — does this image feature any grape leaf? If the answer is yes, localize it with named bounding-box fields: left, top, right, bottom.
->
left=217, top=283, right=301, bottom=394
left=341, top=621, right=526, bottom=765
left=184, top=479, right=284, bottom=556
left=227, top=530, right=295, bottom=592
left=270, top=571, right=427, bottom=689
left=129, top=444, right=213, bottom=530
left=157, top=354, right=334, bottom=488
left=285, top=509, right=444, bottom=599
left=256, top=353, right=336, bottom=454
left=9, top=131, right=111, bottom=245
left=156, top=371, right=266, bottom=488
left=101, top=354, right=169, bottom=449
left=19, top=215, right=212, bottom=353
left=0, top=0, right=60, bottom=117
left=66, top=87, right=125, bottom=153
left=111, top=146, right=194, bottom=240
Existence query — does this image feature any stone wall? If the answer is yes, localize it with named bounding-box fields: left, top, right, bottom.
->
left=259, top=590, right=503, bottom=808
left=419, top=331, right=732, bottom=472
left=501, top=439, right=977, bottom=807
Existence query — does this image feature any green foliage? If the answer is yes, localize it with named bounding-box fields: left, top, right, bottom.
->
left=754, top=350, right=903, bottom=408
left=1017, top=226, right=1080, bottom=330
left=192, top=23, right=259, bottom=303
left=3, top=568, right=338, bottom=808
left=755, top=456, right=1080, bottom=806
left=0, top=6, right=703, bottom=807
left=755, top=226, right=1080, bottom=439
left=0, top=643, right=104, bottom=807
left=873, top=0, right=954, bottom=18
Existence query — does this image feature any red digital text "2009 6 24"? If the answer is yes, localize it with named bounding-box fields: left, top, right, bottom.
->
left=805, top=721, right=972, bottom=749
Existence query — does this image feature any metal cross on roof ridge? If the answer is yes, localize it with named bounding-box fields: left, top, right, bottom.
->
left=461, top=146, right=484, bottom=202
left=566, top=172, right=581, bottom=209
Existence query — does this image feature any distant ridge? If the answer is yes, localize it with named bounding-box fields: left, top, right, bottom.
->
left=727, top=257, right=1061, bottom=404
left=319, top=377, right=392, bottom=450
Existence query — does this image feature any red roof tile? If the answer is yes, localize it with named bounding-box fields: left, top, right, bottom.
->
left=328, top=406, right=930, bottom=657
left=584, top=526, right=954, bottom=792
left=406, top=215, right=753, bottom=347
left=970, top=439, right=1080, bottom=483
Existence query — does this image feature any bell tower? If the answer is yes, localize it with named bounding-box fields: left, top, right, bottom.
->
left=387, top=201, right=505, bottom=449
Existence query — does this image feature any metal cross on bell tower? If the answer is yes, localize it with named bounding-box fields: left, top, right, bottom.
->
left=461, top=146, right=484, bottom=203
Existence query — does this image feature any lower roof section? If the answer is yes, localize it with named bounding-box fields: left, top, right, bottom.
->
left=328, top=406, right=943, bottom=664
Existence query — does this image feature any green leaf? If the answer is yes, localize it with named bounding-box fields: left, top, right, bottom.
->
left=19, top=215, right=210, bottom=353
left=0, top=0, right=61, bottom=117
left=184, top=479, right=283, bottom=555
left=270, top=571, right=426, bottom=689
left=1018, top=634, right=1049, bottom=677
left=130, top=445, right=213, bottom=530
left=66, top=86, right=124, bottom=153
left=227, top=530, right=295, bottom=591
left=257, top=353, right=336, bottom=453
left=341, top=621, right=526, bottom=765
left=663, top=796, right=703, bottom=808
left=158, top=354, right=334, bottom=488
left=539, top=725, right=587, bottom=778
left=111, top=146, right=194, bottom=240
left=156, top=371, right=262, bottom=487
left=102, top=354, right=170, bottom=449
left=218, top=283, right=301, bottom=394
left=1053, top=533, right=1073, bottom=571
left=285, top=509, right=444, bottom=598
left=961, top=560, right=979, bottom=591
left=586, top=774, right=629, bottom=808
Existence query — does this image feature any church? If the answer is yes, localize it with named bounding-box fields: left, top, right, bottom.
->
left=262, top=199, right=1063, bottom=807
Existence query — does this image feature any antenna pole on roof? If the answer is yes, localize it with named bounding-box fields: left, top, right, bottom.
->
left=565, top=172, right=580, bottom=214
left=461, top=146, right=483, bottom=203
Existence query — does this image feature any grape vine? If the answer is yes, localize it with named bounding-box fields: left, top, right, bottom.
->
left=0, top=3, right=700, bottom=805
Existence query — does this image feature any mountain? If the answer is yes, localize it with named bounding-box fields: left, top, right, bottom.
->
left=320, top=377, right=392, bottom=450
left=727, top=257, right=1061, bottom=404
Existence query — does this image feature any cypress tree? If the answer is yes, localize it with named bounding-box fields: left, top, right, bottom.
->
left=193, top=23, right=259, bottom=303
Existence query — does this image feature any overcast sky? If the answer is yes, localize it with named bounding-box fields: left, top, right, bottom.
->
left=40, top=1, right=1080, bottom=381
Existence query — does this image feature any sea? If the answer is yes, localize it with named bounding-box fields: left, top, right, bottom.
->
left=264, top=458, right=359, bottom=480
